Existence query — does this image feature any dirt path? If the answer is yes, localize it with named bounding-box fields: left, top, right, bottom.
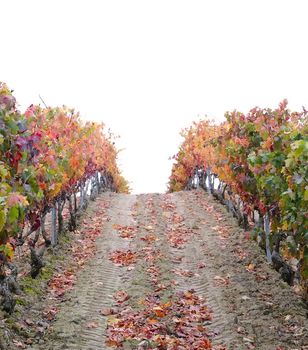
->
left=31, top=190, right=307, bottom=350
left=32, top=193, right=137, bottom=349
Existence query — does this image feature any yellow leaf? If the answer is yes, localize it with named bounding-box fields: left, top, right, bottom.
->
left=0, top=243, right=14, bottom=261
left=107, top=317, right=120, bottom=325
left=48, top=183, right=62, bottom=197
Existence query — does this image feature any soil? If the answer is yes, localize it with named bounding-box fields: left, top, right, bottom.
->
left=1, top=190, right=307, bottom=350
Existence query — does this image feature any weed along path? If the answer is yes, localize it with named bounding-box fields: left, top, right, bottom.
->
left=25, top=191, right=307, bottom=349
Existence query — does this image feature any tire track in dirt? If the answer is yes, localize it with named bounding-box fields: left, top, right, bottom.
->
left=33, top=193, right=137, bottom=350
left=106, top=193, right=216, bottom=349
left=30, top=190, right=307, bottom=350
left=163, top=192, right=235, bottom=349
left=123, top=193, right=174, bottom=314
left=174, top=190, right=308, bottom=350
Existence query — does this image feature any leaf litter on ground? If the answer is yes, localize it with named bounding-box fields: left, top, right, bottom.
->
left=106, top=289, right=218, bottom=350
left=109, top=249, right=138, bottom=266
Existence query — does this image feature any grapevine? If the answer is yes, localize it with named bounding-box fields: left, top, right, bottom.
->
left=169, top=101, right=308, bottom=290
left=0, top=82, right=128, bottom=313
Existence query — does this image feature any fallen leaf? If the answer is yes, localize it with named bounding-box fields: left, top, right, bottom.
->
left=100, top=307, right=115, bottom=316
left=246, top=263, right=256, bottom=272
left=86, top=321, right=100, bottom=329
left=114, top=290, right=130, bottom=303
left=213, top=275, right=230, bottom=286
left=109, top=250, right=138, bottom=266
left=107, top=316, right=120, bottom=325
left=24, top=318, right=34, bottom=326
left=147, top=318, right=159, bottom=324
left=12, top=341, right=26, bottom=349
left=152, top=306, right=167, bottom=317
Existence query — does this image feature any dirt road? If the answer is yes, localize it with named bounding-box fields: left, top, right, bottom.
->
left=31, top=190, right=307, bottom=350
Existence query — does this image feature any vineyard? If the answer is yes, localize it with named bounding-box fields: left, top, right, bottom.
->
left=169, top=100, right=308, bottom=293
left=0, top=85, right=307, bottom=350
left=0, top=82, right=128, bottom=315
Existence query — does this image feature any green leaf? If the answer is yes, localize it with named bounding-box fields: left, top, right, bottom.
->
left=0, top=164, right=9, bottom=179
left=247, top=153, right=256, bottom=165
left=8, top=206, right=19, bottom=224
left=284, top=158, right=293, bottom=168
left=284, top=188, right=295, bottom=200
left=0, top=243, right=14, bottom=260
left=0, top=209, right=6, bottom=231
left=6, top=119, right=19, bottom=134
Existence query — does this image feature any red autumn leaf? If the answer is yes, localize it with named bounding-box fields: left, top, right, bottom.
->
left=114, top=290, right=130, bottom=303
left=198, top=262, right=206, bottom=269
left=109, top=250, right=138, bottom=266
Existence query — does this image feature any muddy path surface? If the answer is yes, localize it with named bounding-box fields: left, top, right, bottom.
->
left=27, top=190, right=307, bottom=349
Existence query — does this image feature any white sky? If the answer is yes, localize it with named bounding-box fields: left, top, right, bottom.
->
left=1, top=0, right=308, bottom=193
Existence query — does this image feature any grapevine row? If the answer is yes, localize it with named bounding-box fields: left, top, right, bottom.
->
left=0, top=82, right=128, bottom=313
left=169, top=100, right=307, bottom=292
